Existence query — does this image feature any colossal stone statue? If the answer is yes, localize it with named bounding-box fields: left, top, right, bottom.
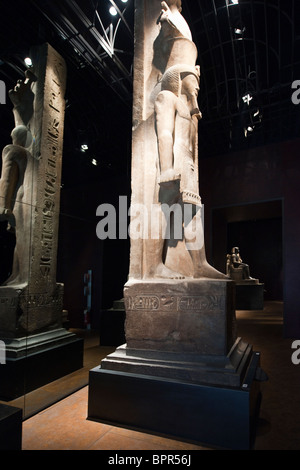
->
left=88, top=2, right=264, bottom=449
left=130, top=0, right=226, bottom=279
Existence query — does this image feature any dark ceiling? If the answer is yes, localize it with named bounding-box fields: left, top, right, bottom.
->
left=0, top=0, right=299, bottom=189
left=185, top=0, right=300, bottom=157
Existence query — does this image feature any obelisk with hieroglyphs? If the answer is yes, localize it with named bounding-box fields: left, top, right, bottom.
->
left=0, top=44, right=83, bottom=400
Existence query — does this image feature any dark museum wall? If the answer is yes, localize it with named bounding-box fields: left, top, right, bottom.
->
left=57, top=137, right=300, bottom=336
left=199, top=137, right=300, bottom=338
left=57, top=174, right=130, bottom=329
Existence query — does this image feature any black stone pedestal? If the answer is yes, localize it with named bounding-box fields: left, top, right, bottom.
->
left=0, top=328, right=84, bottom=400
left=236, top=283, right=264, bottom=310
left=88, top=350, right=262, bottom=450
left=100, top=299, right=125, bottom=346
left=89, top=278, right=265, bottom=449
left=0, top=403, right=22, bottom=450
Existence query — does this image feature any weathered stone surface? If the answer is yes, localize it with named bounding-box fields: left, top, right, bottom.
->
left=124, top=278, right=236, bottom=355
left=0, top=44, right=66, bottom=336
left=88, top=4, right=264, bottom=444
left=0, top=284, right=64, bottom=337
left=129, top=0, right=227, bottom=280
left=100, top=337, right=253, bottom=387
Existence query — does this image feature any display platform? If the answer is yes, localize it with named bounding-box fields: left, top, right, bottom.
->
left=0, top=328, right=84, bottom=400
left=236, top=283, right=264, bottom=310
left=88, top=278, right=266, bottom=449
left=88, top=349, right=262, bottom=450
left=0, top=403, right=22, bottom=450
left=100, top=299, right=125, bottom=346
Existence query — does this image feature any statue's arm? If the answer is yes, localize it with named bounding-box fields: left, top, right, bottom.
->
left=0, top=148, right=19, bottom=213
left=154, top=91, right=176, bottom=174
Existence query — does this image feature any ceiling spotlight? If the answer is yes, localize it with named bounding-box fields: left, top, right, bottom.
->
left=109, top=6, right=118, bottom=16
left=81, top=144, right=88, bottom=152
left=231, top=0, right=239, bottom=4
left=234, top=27, right=245, bottom=35
left=91, top=158, right=98, bottom=166
left=244, top=125, right=254, bottom=138
left=121, top=0, right=128, bottom=2
left=24, top=57, right=33, bottom=67
left=242, top=93, right=253, bottom=105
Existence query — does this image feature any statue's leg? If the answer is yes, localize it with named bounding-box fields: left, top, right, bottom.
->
left=147, top=183, right=185, bottom=279
left=184, top=204, right=228, bottom=279
left=0, top=155, right=19, bottom=217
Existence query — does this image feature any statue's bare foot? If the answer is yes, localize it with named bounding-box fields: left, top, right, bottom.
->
left=193, top=262, right=229, bottom=280
left=154, top=263, right=185, bottom=279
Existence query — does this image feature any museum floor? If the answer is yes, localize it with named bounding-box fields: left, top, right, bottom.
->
left=13, top=301, right=300, bottom=450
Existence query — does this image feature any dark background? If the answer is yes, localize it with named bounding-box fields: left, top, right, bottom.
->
left=0, top=0, right=299, bottom=334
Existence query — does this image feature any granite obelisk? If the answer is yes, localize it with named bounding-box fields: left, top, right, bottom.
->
left=0, top=44, right=83, bottom=400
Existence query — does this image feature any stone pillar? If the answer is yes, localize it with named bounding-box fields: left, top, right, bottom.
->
left=0, top=44, right=83, bottom=400
left=88, top=1, right=265, bottom=449
left=0, top=44, right=65, bottom=336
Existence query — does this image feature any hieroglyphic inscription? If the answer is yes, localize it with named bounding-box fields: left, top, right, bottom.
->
left=177, top=295, right=221, bottom=311
left=40, top=57, right=64, bottom=278
left=125, top=294, right=222, bottom=311
left=125, top=295, right=160, bottom=310
left=22, top=292, right=63, bottom=307
left=0, top=291, right=62, bottom=309
left=0, top=297, right=19, bottom=308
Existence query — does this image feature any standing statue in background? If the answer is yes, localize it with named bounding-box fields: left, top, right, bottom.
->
left=0, top=70, right=37, bottom=285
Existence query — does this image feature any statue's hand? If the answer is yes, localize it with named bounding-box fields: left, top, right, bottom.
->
left=8, top=72, right=36, bottom=108
left=161, top=1, right=169, bottom=12
left=8, top=81, right=24, bottom=106
left=160, top=1, right=172, bottom=23
left=25, top=69, right=37, bottom=83
left=0, top=207, right=12, bottom=221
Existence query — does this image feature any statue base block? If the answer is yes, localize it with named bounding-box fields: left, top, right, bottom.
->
left=0, top=328, right=84, bottom=400
left=88, top=278, right=264, bottom=449
left=0, top=283, right=65, bottom=336
left=95, top=336, right=254, bottom=388
left=88, top=350, right=262, bottom=450
left=123, top=278, right=237, bottom=356
left=236, top=283, right=264, bottom=310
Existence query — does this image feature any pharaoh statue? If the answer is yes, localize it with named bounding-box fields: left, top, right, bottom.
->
left=227, top=246, right=255, bottom=282
left=0, top=70, right=37, bottom=285
left=141, top=0, right=227, bottom=279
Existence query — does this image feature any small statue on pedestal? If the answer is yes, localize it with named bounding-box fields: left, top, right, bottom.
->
left=226, top=246, right=258, bottom=283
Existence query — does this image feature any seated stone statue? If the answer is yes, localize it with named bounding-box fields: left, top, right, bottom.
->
left=226, top=247, right=256, bottom=283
